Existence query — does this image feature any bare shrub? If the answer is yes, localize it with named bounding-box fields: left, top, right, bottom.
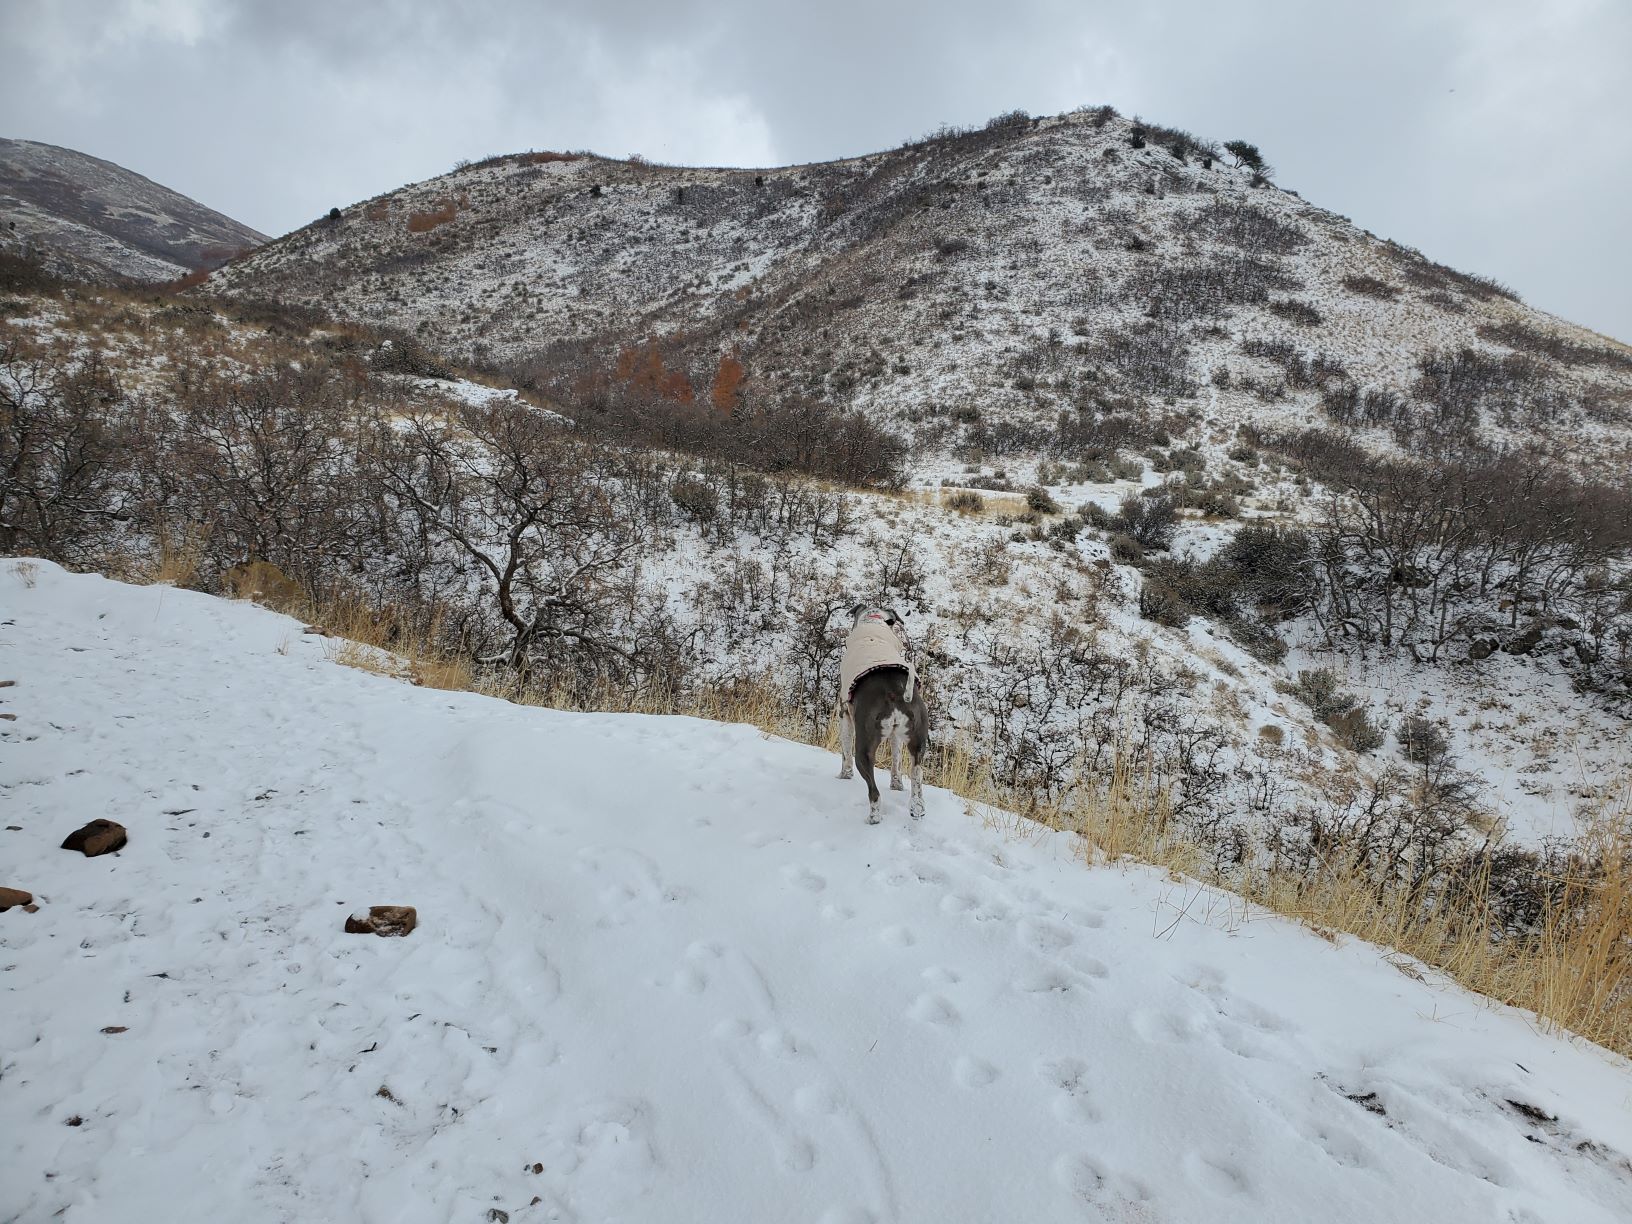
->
left=1384, top=242, right=1520, bottom=303
left=1341, top=274, right=1401, bottom=300
left=1096, top=322, right=1196, bottom=397
left=670, top=475, right=718, bottom=523
left=1130, top=255, right=1300, bottom=322
left=0, top=340, right=129, bottom=564
left=1185, top=198, right=1309, bottom=256
left=1477, top=321, right=1632, bottom=374
left=1265, top=298, right=1323, bottom=328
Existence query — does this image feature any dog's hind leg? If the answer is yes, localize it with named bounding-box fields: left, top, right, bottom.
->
left=856, top=744, right=882, bottom=825
left=889, top=713, right=905, bottom=791
left=853, top=705, right=883, bottom=824
left=838, top=701, right=854, bottom=779
left=908, top=713, right=927, bottom=820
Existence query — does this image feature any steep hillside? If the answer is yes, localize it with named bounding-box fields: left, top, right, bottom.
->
left=6, top=560, right=1632, bottom=1224
left=0, top=137, right=267, bottom=282
left=209, top=108, right=1632, bottom=470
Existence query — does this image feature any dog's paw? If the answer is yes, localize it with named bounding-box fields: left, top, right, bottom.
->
left=838, top=768, right=853, bottom=780
left=867, top=808, right=882, bottom=826
left=890, top=778, right=905, bottom=791
left=910, top=803, right=925, bottom=820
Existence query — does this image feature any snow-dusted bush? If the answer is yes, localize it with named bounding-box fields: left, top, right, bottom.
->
left=1113, top=490, right=1177, bottom=550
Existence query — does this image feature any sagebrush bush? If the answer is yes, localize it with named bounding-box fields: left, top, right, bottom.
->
left=1025, top=485, right=1061, bottom=514
left=1113, top=491, right=1177, bottom=550
left=1330, top=708, right=1385, bottom=753
left=1398, top=715, right=1450, bottom=765
left=1108, top=532, right=1144, bottom=563
left=1138, top=576, right=1189, bottom=626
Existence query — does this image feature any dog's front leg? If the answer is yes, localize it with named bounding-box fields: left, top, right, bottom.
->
left=838, top=702, right=854, bottom=779
left=909, top=756, right=925, bottom=819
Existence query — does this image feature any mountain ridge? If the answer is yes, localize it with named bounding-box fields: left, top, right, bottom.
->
left=207, top=106, right=1632, bottom=471
left=0, top=137, right=267, bottom=283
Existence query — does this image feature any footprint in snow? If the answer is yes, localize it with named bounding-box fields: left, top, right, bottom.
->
left=672, top=965, right=707, bottom=994
left=1130, top=1008, right=1202, bottom=1044
left=1017, top=916, right=1074, bottom=954
left=1183, top=1152, right=1250, bottom=1196
left=1037, top=1057, right=1098, bottom=1124
left=953, top=1056, right=999, bottom=1089
left=908, top=993, right=959, bottom=1027
left=1052, top=1153, right=1153, bottom=1212
left=877, top=925, right=915, bottom=948
left=782, top=865, right=826, bottom=893
left=1014, top=966, right=1081, bottom=996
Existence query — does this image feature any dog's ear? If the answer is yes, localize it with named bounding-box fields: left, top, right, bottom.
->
left=889, top=607, right=906, bottom=622
left=849, top=602, right=867, bottom=621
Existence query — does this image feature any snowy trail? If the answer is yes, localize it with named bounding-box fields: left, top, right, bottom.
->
left=4, top=561, right=1632, bottom=1224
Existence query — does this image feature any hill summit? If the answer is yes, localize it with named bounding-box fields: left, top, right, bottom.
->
left=210, top=106, right=1630, bottom=469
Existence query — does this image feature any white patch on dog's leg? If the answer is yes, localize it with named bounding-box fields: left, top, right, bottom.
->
left=838, top=703, right=854, bottom=779
left=910, top=759, right=925, bottom=819
left=889, top=717, right=905, bottom=791
left=868, top=797, right=882, bottom=825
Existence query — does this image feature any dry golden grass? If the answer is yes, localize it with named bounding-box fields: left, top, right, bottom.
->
left=211, top=571, right=1632, bottom=1058
left=137, top=530, right=208, bottom=589
left=902, top=487, right=1031, bottom=520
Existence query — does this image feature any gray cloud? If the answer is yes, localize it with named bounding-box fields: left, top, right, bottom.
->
left=4, top=0, right=1627, bottom=339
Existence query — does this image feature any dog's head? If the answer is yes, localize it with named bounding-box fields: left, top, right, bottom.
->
left=850, top=604, right=908, bottom=639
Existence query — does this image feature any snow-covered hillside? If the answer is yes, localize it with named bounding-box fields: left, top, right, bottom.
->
left=5, top=559, right=1631, bottom=1223
left=0, top=138, right=267, bottom=282
left=207, top=108, right=1632, bottom=470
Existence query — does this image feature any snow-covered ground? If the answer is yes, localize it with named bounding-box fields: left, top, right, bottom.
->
left=4, top=559, right=1632, bottom=1223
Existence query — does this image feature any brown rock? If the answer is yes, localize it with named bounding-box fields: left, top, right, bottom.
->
left=0, top=887, right=33, bottom=910
left=0, top=712, right=16, bottom=721
left=100, top=1026, right=128, bottom=1034
left=61, top=819, right=127, bottom=857
left=345, top=905, right=417, bottom=937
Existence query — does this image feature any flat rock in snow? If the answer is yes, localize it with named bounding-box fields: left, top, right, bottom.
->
left=344, top=905, right=417, bottom=937
left=60, top=819, right=126, bottom=857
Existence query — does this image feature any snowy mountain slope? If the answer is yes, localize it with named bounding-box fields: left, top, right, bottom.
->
left=207, top=109, right=1632, bottom=469
left=0, top=138, right=267, bottom=282
left=5, top=559, right=1632, bottom=1223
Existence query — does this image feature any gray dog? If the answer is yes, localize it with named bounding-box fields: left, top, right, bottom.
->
left=837, top=605, right=929, bottom=823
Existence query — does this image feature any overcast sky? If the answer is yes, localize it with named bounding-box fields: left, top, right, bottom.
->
left=4, top=0, right=1629, bottom=339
